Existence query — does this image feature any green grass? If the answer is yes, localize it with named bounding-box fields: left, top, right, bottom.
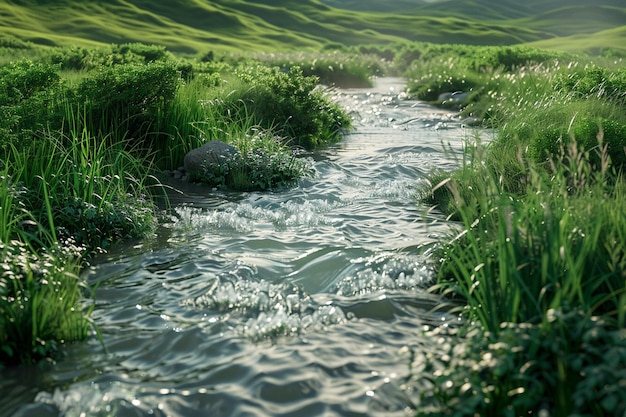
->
left=526, top=26, right=626, bottom=57
left=415, top=45, right=626, bottom=416
left=1, top=0, right=625, bottom=56
left=0, top=239, right=90, bottom=366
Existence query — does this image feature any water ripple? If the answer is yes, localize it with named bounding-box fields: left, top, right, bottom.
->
left=4, top=77, right=475, bottom=417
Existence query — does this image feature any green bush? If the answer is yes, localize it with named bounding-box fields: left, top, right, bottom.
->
left=553, top=66, right=626, bottom=103
left=408, top=63, right=483, bottom=103
left=528, top=118, right=626, bottom=171
left=418, top=312, right=626, bottom=417
left=0, top=60, right=64, bottom=154
left=574, top=118, right=626, bottom=168
left=228, top=51, right=382, bottom=87
left=48, top=43, right=171, bottom=71
left=0, top=35, right=33, bottom=50
left=468, top=46, right=570, bottom=72
left=230, top=65, right=351, bottom=149
left=75, top=61, right=181, bottom=142
left=0, top=60, right=60, bottom=105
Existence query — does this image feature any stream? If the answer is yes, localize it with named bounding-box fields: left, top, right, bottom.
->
left=2, top=77, right=479, bottom=417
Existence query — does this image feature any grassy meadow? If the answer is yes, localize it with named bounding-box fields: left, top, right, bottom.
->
left=2, top=0, right=626, bottom=56
left=1, top=0, right=625, bottom=415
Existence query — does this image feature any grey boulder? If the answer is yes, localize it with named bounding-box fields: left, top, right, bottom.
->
left=183, top=140, right=238, bottom=176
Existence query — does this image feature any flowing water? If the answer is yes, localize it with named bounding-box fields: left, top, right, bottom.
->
left=3, top=78, right=479, bottom=417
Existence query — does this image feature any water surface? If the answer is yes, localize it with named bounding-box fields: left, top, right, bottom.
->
left=3, top=78, right=477, bottom=417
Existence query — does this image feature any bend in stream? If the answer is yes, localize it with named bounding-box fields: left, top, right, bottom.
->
left=3, top=77, right=483, bottom=417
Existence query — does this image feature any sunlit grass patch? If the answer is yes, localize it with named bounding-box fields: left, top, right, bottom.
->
left=418, top=138, right=626, bottom=416
left=248, top=50, right=387, bottom=87
left=8, top=128, right=157, bottom=253
left=0, top=240, right=91, bottom=367
left=220, top=129, right=313, bottom=191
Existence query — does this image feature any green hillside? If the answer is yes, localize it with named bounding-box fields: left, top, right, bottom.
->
left=0, top=0, right=625, bottom=54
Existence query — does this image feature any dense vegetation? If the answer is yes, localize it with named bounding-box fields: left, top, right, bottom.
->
left=405, top=43, right=626, bottom=416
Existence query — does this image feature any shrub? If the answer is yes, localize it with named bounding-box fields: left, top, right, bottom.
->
left=235, top=51, right=383, bottom=87
left=75, top=61, right=181, bottom=143
left=0, top=60, right=60, bottom=105
left=0, top=35, right=32, bottom=50
left=418, top=312, right=626, bottom=417
left=48, top=43, right=171, bottom=71
left=0, top=61, right=62, bottom=139
left=553, top=66, right=626, bottom=103
left=230, top=65, right=351, bottom=149
left=528, top=117, right=626, bottom=171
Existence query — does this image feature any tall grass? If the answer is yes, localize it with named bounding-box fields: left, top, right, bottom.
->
left=0, top=159, right=89, bottom=366
left=432, top=141, right=625, bottom=331
left=8, top=126, right=157, bottom=252
left=419, top=141, right=626, bottom=416
left=416, top=46, right=626, bottom=416
left=0, top=240, right=90, bottom=365
left=0, top=121, right=157, bottom=365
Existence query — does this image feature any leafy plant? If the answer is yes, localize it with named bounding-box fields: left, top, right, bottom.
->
left=417, top=311, right=626, bottom=417
left=47, top=43, right=171, bottom=71
left=193, top=129, right=312, bottom=191
left=227, top=64, right=351, bottom=149
left=75, top=61, right=181, bottom=143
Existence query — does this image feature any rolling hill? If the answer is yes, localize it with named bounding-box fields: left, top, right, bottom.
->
left=0, top=0, right=624, bottom=55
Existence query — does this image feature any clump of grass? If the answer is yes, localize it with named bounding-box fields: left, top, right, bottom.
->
left=419, top=138, right=626, bottom=416
left=432, top=142, right=625, bottom=329
left=9, top=127, right=157, bottom=253
left=212, top=129, right=313, bottom=191
left=0, top=240, right=90, bottom=366
left=0, top=166, right=93, bottom=366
